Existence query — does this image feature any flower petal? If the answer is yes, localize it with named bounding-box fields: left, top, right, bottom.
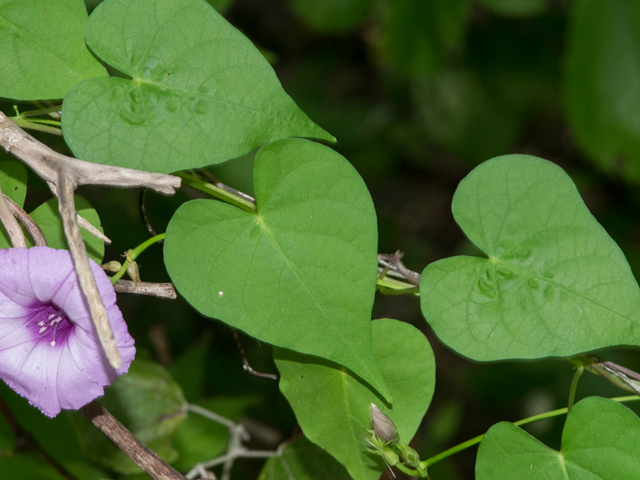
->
left=0, top=247, right=135, bottom=417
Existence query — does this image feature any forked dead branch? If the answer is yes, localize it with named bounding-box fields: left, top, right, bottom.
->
left=0, top=111, right=181, bottom=369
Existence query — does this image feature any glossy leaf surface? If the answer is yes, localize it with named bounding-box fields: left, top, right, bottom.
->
left=259, top=436, right=351, bottom=480
left=565, top=0, right=640, bottom=181
left=274, top=319, right=435, bottom=480
left=0, top=0, right=106, bottom=100
left=165, top=138, right=389, bottom=399
left=62, top=0, right=333, bottom=173
left=476, top=397, right=640, bottom=479
left=421, top=155, right=640, bottom=360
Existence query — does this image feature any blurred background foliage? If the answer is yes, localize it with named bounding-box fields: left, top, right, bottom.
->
left=2, top=0, right=640, bottom=479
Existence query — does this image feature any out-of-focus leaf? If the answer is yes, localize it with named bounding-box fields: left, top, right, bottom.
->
left=258, top=436, right=351, bottom=480
left=380, top=0, right=469, bottom=77
left=62, top=0, right=333, bottom=173
left=476, top=397, right=640, bottom=479
left=69, top=359, right=186, bottom=474
left=413, top=69, right=522, bottom=163
left=169, top=333, right=212, bottom=401
left=0, top=455, right=69, bottom=480
left=172, top=395, right=258, bottom=472
left=165, top=138, right=390, bottom=401
left=0, top=0, right=106, bottom=100
left=274, top=319, right=435, bottom=480
left=287, top=0, right=374, bottom=33
left=421, top=155, right=640, bottom=360
left=565, top=0, right=640, bottom=181
left=477, top=0, right=546, bottom=17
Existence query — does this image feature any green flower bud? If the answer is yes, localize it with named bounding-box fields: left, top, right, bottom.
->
left=101, top=260, right=122, bottom=272
left=380, top=446, right=399, bottom=466
left=397, top=443, right=420, bottom=467
left=371, top=403, right=399, bottom=443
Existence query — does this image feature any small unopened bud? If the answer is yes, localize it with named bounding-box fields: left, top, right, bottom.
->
left=101, top=261, right=122, bottom=272
left=371, top=403, right=399, bottom=443
left=380, top=446, right=399, bottom=466
left=125, top=252, right=141, bottom=284
left=397, top=443, right=420, bottom=467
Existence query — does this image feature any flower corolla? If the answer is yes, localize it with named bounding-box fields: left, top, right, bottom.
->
left=0, top=247, right=135, bottom=417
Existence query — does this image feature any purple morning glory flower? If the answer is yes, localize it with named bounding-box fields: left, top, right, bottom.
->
left=0, top=247, right=135, bottom=417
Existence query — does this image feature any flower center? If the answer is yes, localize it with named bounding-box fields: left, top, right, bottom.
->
left=32, top=305, right=73, bottom=347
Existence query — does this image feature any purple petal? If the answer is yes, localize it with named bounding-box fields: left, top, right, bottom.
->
left=0, top=247, right=135, bottom=417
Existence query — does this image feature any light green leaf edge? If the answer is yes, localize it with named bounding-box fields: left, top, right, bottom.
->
left=62, top=0, right=334, bottom=173
left=0, top=0, right=106, bottom=100
left=274, top=318, right=435, bottom=480
left=476, top=396, right=640, bottom=479
left=420, top=154, right=640, bottom=360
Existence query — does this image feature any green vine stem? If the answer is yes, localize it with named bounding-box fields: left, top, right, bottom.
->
left=567, top=366, right=584, bottom=413
left=176, top=171, right=257, bottom=214
left=110, top=233, right=166, bottom=285
left=10, top=116, right=62, bottom=136
left=421, top=395, right=640, bottom=469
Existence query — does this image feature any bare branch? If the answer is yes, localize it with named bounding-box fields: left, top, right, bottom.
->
left=81, top=401, right=187, bottom=480
left=0, top=112, right=181, bottom=369
left=115, top=280, right=177, bottom=299
left=4, top=194, right=47, bottom=246
left=78, top=214, right=112, bottom=244
left=0, top=186, right=26, bottom=247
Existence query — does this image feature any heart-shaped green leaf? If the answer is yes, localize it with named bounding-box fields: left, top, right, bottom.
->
left=62, top=0, right=333, bottom=173
left=476, top=397, right=640, bottom=479
left=420, top=155, right=640, bottom=360
left=0, top=0, right=107, bottom=100
left=274, top=319, right=435, bottom=480
left=164, top=138, right=389, bottom=400
left=259, top=436, right=351, bottom=480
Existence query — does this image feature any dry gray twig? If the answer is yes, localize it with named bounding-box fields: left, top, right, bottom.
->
left=114, top=280, right=177, bottom=299
left=0, top=186, right=26, bottom=247
left=0, top=112, right=181, bottom=369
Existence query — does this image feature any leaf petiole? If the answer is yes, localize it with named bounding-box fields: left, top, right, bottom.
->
left=175, top=171, right=257, bottom=214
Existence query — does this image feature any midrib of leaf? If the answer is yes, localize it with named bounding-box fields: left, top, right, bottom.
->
left=257, top=215, right=377, bottom=385
left=0, top=13, right=89, bottom=80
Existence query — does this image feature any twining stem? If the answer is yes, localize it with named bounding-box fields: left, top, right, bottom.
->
left=110, top=233, right=166, bottom=284
left=10, top=117, right=62, bottom=136
left=567, top=366, right=584, bottom=413
left=176, top=171, right=257, bottom=214
left=421, top=395, right=640, bottom=468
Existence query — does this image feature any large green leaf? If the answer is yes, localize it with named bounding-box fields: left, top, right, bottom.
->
left=62, top=0, right=333, bottom=173
left=0, top=0, right=106, bottom=100
left=476, top=397, right=640, bottom=479
left=274, top=319, right=435, bottom=480
left=259, top=436, right=351, bottom=480
left=164, top=138, right=389, bottom=400
left=565, top=0, right=640, bottom=181
left=420, top=155, right=640, bottom=360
